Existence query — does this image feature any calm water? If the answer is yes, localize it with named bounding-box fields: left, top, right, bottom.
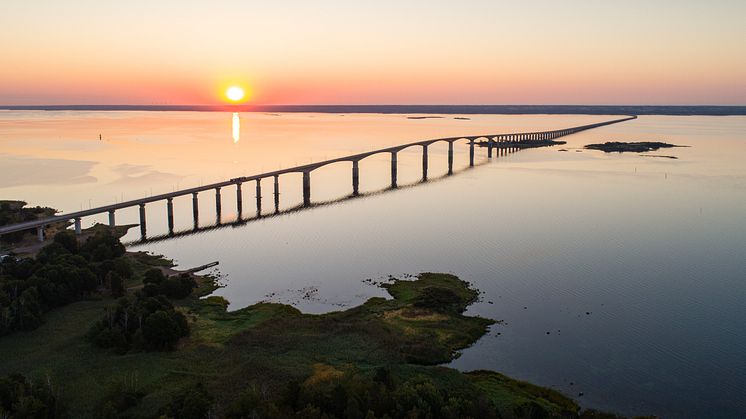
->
left=2, top=111, right=745, bottom=418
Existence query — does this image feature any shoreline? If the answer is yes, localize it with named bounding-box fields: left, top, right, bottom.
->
left=0, top=208, right=641, bottom=418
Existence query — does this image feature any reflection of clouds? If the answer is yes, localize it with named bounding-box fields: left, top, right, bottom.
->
left=108, top=163, right=183, bottom=185
left=0, top=154, right=96, bottom=188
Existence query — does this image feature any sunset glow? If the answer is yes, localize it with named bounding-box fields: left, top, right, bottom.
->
left=1, top=1, right=744, bottom=105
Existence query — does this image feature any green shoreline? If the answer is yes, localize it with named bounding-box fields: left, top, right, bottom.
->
left=0, top=204, right=647, bottom=418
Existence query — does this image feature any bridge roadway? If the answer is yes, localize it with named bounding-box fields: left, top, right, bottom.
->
left=0, top=115, right=636, bottom=242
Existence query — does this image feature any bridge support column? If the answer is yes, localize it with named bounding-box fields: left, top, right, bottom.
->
left=236, top=182, right=243, bottom=217
left=256, top=179, right=262, bottom=216
left=192, top=193, right=199, bottom=229
left=422, top=145, right=428, bottom=180
left=108, top=210, right=116, bottom=228
left=352, top=160, right=360, bottom=195
left=167, top=198, right=174, bottom=234
left=391, top=152, right=398, bottom=188
left=487, top=138, right=493, bottom=158
left=138, top=205, right=146, bottom=238
left=469, top=141, right=475, bottom=167
left=74, top=217, right=82, bottom=235
left=37, top=226, right=44, bottom=242
left=447, top=141, right=454, bottom=174
left=215, top=187, right=222, bottom=224
left=303, top=171, right=311, bottom=207
left=273, top=175, right=280, bottom=213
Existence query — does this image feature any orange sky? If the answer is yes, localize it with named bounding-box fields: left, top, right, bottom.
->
left=1, top=1, right=745, bottom=105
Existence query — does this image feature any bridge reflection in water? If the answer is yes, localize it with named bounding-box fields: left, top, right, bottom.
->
left=0, top=116, right=636, bottom=243
left=125, top=148, right=515, bottom=245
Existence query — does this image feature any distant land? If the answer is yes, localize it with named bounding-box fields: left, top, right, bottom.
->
left=1, top=105, right=746, bottom=115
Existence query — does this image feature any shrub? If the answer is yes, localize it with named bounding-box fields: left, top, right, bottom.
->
left=53, top=231, right=78, bottom=254
left=161, top=382, right=213, bottom=419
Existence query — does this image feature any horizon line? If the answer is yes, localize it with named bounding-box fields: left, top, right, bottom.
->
left=1, top=104, right=745, bottom=116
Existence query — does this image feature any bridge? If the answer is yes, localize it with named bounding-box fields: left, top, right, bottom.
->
left=0, top=115, right=636, bottom=242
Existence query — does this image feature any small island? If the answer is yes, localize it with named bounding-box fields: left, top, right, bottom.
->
left=584, top=141, right=681, bottom=153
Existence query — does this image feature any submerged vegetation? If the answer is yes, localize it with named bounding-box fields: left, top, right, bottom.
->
left=0, top=220, right=644, bottom=418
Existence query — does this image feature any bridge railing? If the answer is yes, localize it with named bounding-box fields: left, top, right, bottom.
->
left=0, top=115, right=636, bottom=242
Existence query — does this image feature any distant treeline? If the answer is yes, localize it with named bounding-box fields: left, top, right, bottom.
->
left=2, top=104, right=746, bottom=115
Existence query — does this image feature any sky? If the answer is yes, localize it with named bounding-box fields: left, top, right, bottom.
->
left=1, top=0, right=745, bottom=105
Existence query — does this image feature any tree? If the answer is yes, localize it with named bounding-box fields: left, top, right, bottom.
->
left=142, top=310, right=181, bottom=350
left=53, top=231, right=78, bottom=254
left=109, top=271, right=125, bottom=298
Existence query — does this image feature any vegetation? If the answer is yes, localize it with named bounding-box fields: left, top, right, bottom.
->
left=584, top=141, right=680, bottom=153
left=88, top=293, right=189, bottom=353
left=0, top=230, right=133, bottom=336
left=0, top=200, right=57, bottom=244
left=0, top=373, right=66, bottom=418
left=0, top=219, right=640, bottom=418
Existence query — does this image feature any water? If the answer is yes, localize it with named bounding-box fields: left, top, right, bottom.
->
left=1, top=111, right=745, bottom=418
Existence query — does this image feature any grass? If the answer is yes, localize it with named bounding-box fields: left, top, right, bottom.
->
left=0, top=272, right=585, bottom=418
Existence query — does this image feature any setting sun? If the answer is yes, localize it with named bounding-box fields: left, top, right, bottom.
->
left=226, top=86, right=245, bottom=102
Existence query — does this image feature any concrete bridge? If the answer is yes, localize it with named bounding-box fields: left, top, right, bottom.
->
left=0, top=115, right=635, bottom=242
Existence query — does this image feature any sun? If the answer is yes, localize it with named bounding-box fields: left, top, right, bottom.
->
left=226, top=86, right=245, bottom=102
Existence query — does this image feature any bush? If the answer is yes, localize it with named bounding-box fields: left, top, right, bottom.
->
left=143, top=268, right=165, bottom=285
left=142, top=272, right=196, bottom=300
left=53, top=231, right=78, bottom=254
left=143, top=310, right=182, bottom=350
left=413, top=286, right=464, bottom=313
left=224, top=370, right=499, bottom=419
left=0, top=373, right=65, bottom=418
left=161, top=382, right=213, bottom=419
left=109, top=271, right=125, bottom=298
left=89, top=294, right=189, bottom=353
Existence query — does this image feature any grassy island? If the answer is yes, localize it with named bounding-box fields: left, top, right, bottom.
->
left=0, top=223, right=644, bottom=418
left=584, top=141, right=681, bottom=153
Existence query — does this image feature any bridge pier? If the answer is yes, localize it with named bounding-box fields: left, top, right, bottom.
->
left=447, top=141, right=454, bottom=174
left=273, top=175, right=280, bottom=213
left=192, top=193, right=199, bottom=229
left=74, top=217, right=82, bottom=235
left=37, top=226, right=44, bottom=242
left=303, top=171, right=311, bottom=207
left=256, top=179, right=262, bottom=216
left=236, top=182, right=243, bottom=217
left=391, top=152, right=398, bottom=188
left=215, top=187, right=222, bottom=224
left=469, top=141, right=475, bottom=166
left=487, top=138, right=493, bottom=158
left=108, top=210, right=116, bottom=228
left=138, top=205, right=146, bottom=238
left=167, top=198, right=174, bottom=234
left=352, top=160, right=360, bottom=195
left=422, top=145, right=428, bottom=180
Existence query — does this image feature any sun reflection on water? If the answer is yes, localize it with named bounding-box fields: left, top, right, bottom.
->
left=232, top=112, right=240, bottom=143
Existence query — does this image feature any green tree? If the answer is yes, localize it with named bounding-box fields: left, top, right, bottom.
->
left=143, top=310, right=181, bottom=350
